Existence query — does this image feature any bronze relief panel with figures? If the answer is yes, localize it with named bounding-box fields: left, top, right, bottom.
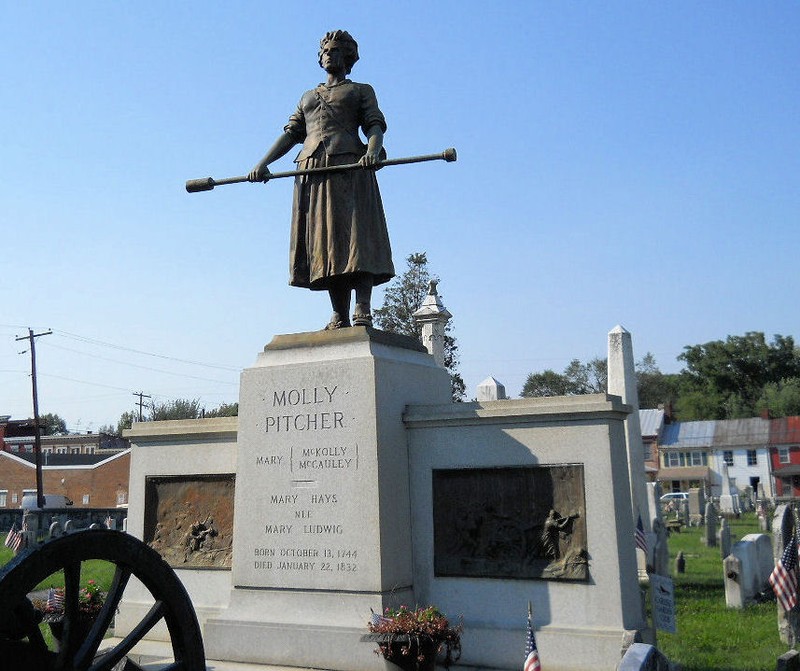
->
left=432, top=465, right=588, bottom=581
left=143, top=475, right=235, bottom=569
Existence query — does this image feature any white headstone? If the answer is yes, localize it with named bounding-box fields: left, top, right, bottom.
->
left=476, top=376, right=507, bottom=401
left=725, top=533, right=774, bottom=608
left=718, top=462, right=740, bottom=515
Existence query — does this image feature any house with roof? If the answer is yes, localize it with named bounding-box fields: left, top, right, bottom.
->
left=0, top=415, right=131, bottom=511
left=712, top=416, right=772, bottom=498
left=638, top=408, right=665, bottom=481
left=769, top=416, right=800, bottom=497
left=657, top=420, right=715, bottom=494
left=0, top=449, right=131, bottom=510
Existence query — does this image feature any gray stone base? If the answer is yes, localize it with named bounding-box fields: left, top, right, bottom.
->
left=204, top=620, right=380, bottom=671
left=202, top=583, right=414, bottom=669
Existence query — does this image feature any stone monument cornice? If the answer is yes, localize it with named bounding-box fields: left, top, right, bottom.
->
left=403, top=393, right=632, bottom=428
left=264, top=325, right=427, bottom=354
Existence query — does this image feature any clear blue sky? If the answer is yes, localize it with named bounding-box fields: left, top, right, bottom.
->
left=2, top=3, right=798, bottom=431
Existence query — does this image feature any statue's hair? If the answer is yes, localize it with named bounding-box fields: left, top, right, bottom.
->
left=318, top=30, right=359, bottom=74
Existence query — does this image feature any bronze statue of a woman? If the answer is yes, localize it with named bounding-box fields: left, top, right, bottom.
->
left=248, top=30, right=394, bottom=329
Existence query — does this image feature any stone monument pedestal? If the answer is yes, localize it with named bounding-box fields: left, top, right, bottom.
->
left=203, top=327, right=452, bottom=669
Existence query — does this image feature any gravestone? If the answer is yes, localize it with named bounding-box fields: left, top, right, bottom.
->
left=724, top=533, right=774, bottom=608
left=774, top=505, right=800, bottom=645
left=645, top=481, right=663, bottom=529
left=742, top=533, right=773, bottom=581
left=718, top=462, right=740, bottom=516
left=742, top=486, right=754, bottom=512
left=687, top=487, right=704, bottom=526
left=675, top=551, right=685, bottom=574
left=719, top=518, right=731, bottom=559
left=680, top=499, right=690, bottom=528
left=777, top=650, right=800, bottom=671
left=723, top=554, right=744, bottom=608
left=643, top=482, right=662, bottom=575
left=758, top=499, right=771, bottom=532
left=651, top=518, right=670, bottom=577
left=704, top=502, right=717, bottom=547
left=618, top=642, right=671, bottom=671
left=49, top=520, right=63, bottom=539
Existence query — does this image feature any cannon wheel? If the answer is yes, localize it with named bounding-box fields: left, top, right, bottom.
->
left=0, top=529, right=205, bottom=670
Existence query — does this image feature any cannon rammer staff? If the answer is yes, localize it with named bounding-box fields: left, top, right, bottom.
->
left=185, top=147, right=457, bottom=193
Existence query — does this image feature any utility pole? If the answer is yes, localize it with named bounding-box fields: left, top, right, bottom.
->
left=133, top=391, right=152, bottom=422
left=16, top=327, right=52, bottom=509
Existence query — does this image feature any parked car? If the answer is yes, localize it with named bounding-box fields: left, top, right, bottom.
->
left=660, top=492, right=688, bottom=511
left=660, top=492, right=688, bottom=503
left=20, top=494, right=73, bottom=510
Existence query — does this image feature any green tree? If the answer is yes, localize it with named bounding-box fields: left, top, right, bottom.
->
left=521, top=358, right=606, bottom=397
left=636, top=353, right=680, bottom=410
left=149, top=398, right=203, bottom=421
left=108, top=398, right=238, bottom=436
left=676, top=332, right=800, bottom=419
left=39, top=413, right=67, bottom=435
left=521, top=369, right=576, bottom=397
left=205, top=402, right=239, bottom=417
left=373, top=252, right=465, bottom=401
left=755, top=379, right=800, bottom=418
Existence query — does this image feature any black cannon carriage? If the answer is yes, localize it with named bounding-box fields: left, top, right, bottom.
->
left=0, top=529, right=205, bottom=670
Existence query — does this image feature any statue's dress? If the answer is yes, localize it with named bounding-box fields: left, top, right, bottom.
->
left=284, top=79, right=394, bottom=290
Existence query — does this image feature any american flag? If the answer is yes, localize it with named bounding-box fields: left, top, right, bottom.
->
left=47, top=588, right=64, bottom=612
left=524, top=605, right=542, bottom=671
left=769, top=531, right=799, bottom=612
left=369, top=609, right=390, bottom=627
left=3, top=523, right=18, bottom=549
left=635, top=515, right=648, bottom=554
left=4, top=522, right=25, bottom=553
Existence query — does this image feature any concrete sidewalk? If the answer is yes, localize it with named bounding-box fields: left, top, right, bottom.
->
left=104, top=637, right=327, bottom=671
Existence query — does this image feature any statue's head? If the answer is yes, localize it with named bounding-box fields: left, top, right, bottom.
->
left=318, top=30, right=359, bottom=74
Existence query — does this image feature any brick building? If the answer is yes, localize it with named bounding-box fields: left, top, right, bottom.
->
left=769, top=416, right=800, bottom=497
left=0, top=449, right=131, bottom=509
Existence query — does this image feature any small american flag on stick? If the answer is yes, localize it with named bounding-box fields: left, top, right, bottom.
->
left=47, top=588, right=64, bottom=612
left=524, top=602, right=542, bottom=671
left=635, top=515, right=648, bottom=554
left=769, top=530, right=800, bottom=612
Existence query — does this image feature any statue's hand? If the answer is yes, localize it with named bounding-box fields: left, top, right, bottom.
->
left=359, top=150, right=382, bottom=169
left=248, top=165, right=271, bottom=183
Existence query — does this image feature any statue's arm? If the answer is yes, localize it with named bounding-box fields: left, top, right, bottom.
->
left=248, top=132, right=298, bottom=182
left=358, top=84, right=386, bottom=168
left=359, top=125, right=384, bottom=167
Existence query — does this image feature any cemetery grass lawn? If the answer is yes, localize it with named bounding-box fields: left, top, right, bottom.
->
left=657, top=513, right=786, bottom=671
left=1, top=533, right=115, bottom=590
left=2, top=533, right=116, bottom=649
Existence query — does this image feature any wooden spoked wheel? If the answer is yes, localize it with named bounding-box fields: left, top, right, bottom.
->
left=0, top=529, right=205, bottom=671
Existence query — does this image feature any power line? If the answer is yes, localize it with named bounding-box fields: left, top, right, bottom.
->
left=52, top=329, right=240, bottom=371
left=42, top=342, right=238, bottom=384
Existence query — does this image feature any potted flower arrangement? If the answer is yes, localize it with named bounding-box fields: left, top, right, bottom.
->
left=32, top=580, right=106, bottom=645
left=367, top=605, right=462, bottom=671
